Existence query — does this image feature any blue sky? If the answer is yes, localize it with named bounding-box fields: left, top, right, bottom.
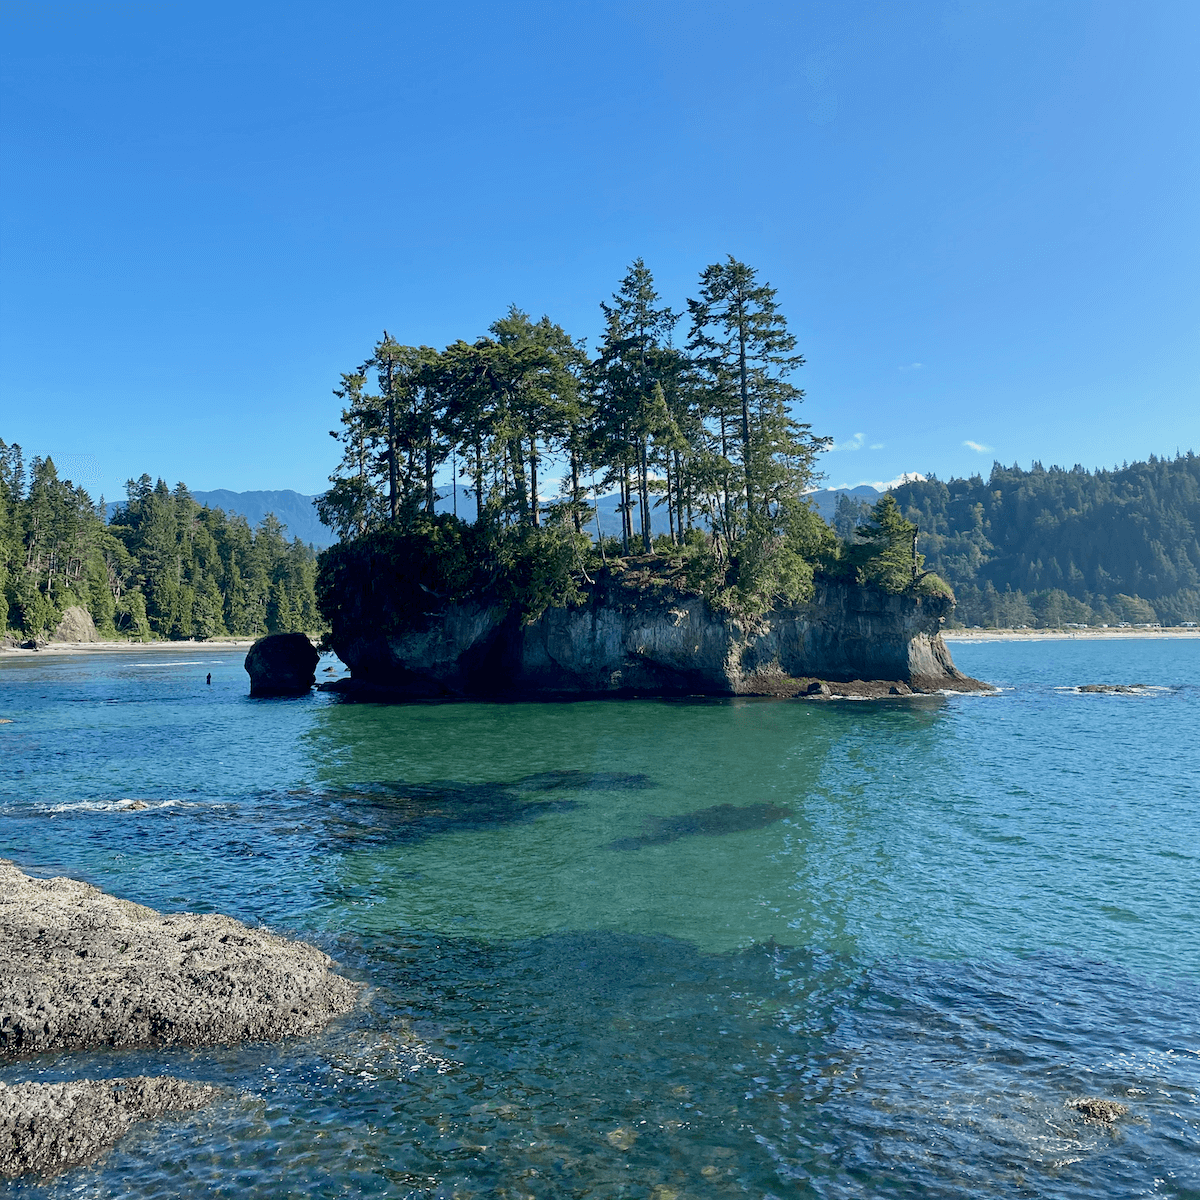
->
left=1, top=0, right=1197, bottom=504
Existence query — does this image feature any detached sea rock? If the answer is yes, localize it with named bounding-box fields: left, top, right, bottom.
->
left=0, top=860, right=358, bottom=1056
left=1, top=1076, right=221, bottom=1179
left=244, top=632, right=320, bottom=696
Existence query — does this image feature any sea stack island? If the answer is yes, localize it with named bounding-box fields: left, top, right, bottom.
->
left=311, top=520, right=986, bottom=701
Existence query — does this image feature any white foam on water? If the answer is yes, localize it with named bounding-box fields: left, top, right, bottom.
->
left=133, top=661, right=206, bottom=667
left=39, top=797, right=191, bottom=813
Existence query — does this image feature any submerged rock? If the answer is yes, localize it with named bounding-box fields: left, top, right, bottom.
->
left=311, top=768, right=655, bottom=848
left=0, top=859, right=358, bottom=1057
left=608, top=802, right=791, bottom=850
left=1067, top=1097, right=1129, bottom=1123
left=244, top=633, right=320, bottom=696
left=1077, top=683, right=1149, bottom=694
left=0, top=1076, right=220, bottom=1179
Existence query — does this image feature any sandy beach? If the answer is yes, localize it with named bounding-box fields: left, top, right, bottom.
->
left=943, top=627, right=1200, bottom=642
left=0, top=638, right=259, bottom=657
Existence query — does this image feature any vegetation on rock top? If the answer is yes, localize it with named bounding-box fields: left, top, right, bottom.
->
left=314, top=257, right=942, bottom=634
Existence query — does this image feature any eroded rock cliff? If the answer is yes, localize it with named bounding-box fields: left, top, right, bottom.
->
left=328, top=566, right=986, bottom=699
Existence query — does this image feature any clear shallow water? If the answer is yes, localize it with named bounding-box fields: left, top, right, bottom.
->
left=0, top=640, right=1197, bottom=1198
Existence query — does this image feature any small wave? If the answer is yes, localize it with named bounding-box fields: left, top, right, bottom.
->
left=38, top=798, right=192, bottom=813
left=132, top=661, right=207, bottom=667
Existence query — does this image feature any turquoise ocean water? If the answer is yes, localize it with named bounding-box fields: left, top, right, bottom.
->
left=0, top=639, right=1196, bottom=1198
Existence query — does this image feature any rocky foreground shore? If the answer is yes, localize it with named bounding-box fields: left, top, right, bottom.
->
left=0, top=860, right=359, bottom=1178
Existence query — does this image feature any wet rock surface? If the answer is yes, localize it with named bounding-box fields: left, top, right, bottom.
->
left=1077, top=683, right=1150, bottom=694
left=244, top=633, right=320, bottom=696
left=0, top=859, right=359, bottom=1057
left=1067, top=1097, right=1130, bottom=1123
left=0, top=1076, right=221, bottom=1179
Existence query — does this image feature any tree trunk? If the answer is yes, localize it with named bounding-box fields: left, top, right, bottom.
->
left=639, top=438, right=651, bottom=552
left=474, top=440, right=485, bottom=524
left=510, top=438, right=530, bottom=526
left=425, top=434, right=435, bottom=515
left=385, top=358, right=398, bottom=522
left=570, top=451, right=582, bottom=534
left=530, top=437, right=540, bottom=528
left=624, top=470, right=633, bottom=559
left=737, top=302, right=753, bottom=516
left=665, top=455, right=676, bottom=544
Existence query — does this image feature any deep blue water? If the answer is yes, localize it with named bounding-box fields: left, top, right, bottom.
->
left=0, top=639, right=1197, bottom=1198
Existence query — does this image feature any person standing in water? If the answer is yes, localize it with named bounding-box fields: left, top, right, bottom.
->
left=206, top=673, right=211, bottom=685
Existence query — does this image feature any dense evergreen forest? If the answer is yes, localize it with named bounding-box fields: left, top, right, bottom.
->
left=831, top=455, right=1200, bottom=627
left=316, top=257, right=941, bottom=626
left=0, top=441, right=321, bottom=640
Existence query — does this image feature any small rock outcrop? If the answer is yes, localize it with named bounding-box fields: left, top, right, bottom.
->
left=0, top=860, right=358, bottom=1057
left=1067, top=1097, right=1129, bottom=1123
left=51, top=606, right=100, bottom=643
left=244, top=633, right=320, bottom=696
left=1077, top=683, right=1148, bottom=694
left=1, top=1076, right=220, bottom=1179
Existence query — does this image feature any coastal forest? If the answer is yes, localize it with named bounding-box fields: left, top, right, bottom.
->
left=0, top=441, right=321, bottom=641
left=316, top=257, right=939, bottom=631
left=833, top=454, right=1200, bottom=626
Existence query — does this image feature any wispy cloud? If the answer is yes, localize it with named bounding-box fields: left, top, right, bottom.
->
left=963, top=440, right=992, bottom=453
left=870, top=442, right=885, bottom=450
left=899, top=362, right=924, bottom=372
left=829, top=432, right=865, bottom=451
left=818, top=472, right=928, bottom=492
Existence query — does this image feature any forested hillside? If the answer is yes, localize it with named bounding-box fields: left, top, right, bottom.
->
left=0, top=441, right=321, bottom=640
left=879, top=455, right=1200, bottom=626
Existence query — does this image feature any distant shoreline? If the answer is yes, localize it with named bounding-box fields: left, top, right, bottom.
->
left=943, top=627, right=1199, bottom=642
left=0, top=638, right=259, bottom=658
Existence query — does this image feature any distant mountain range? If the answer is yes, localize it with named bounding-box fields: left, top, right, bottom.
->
left=190, top=482, right=898, bottom=549
left=191, top=489, right=337, bottom=548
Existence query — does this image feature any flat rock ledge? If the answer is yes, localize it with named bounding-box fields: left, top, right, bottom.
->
left=1, top=1076, right=220, bottom=1179
left=0, top=859, right=359, bottom=1057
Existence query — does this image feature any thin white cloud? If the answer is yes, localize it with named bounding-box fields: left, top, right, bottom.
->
left=898, top=362, right=924, bottom=372
left=869, top=443, right=885, bottom=450
left=963, top=440, right=992, bottom=453
left=829, top=432, right=865, bottom=452
left=816, top=472, right=928, bottom=492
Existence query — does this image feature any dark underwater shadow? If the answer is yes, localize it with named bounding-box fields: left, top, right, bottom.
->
left=294, top=768, right=657, bottom=848
left=607, top=801, right=792, bottom=850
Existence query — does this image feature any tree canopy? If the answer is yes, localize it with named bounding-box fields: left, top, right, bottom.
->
left=876, top=455, right=1200, bottom=626
left=317, top=258, right=830, bottom=559
left=0, top=442, right=321, bottom=640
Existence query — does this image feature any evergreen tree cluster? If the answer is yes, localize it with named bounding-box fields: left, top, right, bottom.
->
left=315, top=257, right=892, bottom=620
left=0, top=442, right=321, bottom=640
left=318, top=257, right=829, bottom=560
left=886, top=454, right=1200, bottom=627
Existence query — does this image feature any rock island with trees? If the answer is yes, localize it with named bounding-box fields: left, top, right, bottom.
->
left=313, top=258, right=968, bottom=698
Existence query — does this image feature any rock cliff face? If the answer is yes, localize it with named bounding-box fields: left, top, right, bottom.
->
left=329, top=570, right=986, bottom=699
left=51, top=606, right=99, bottom=643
